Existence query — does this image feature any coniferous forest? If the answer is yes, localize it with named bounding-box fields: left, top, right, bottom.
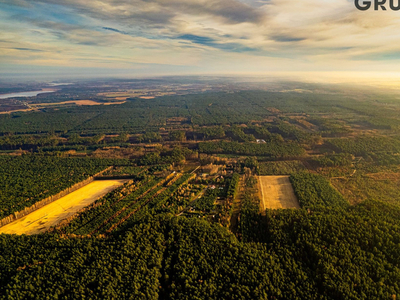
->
left=1, top=81, right=400, bottom=299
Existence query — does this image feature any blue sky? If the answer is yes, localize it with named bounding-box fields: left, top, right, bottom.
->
left=1, top=0, right=400, bottom=82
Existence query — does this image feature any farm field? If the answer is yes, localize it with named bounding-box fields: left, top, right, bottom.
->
left=0, top=179, right=126, bottom=235
left=258, top=176, right=300, bottom=209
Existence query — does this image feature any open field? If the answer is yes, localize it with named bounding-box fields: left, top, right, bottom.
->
left=0, top=179, right=126, bottom=235
left=258, top=176, right=300, bottom=209
left=32, top=100, right=127, bottom=106
left=331, top=172, right=400, bottom=205
left=0, top=108, right=32, bottom=114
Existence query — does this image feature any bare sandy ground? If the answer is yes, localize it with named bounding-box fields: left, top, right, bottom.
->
left=0, top=180, right=126, bottom=235
left=102, top=101, right=126, bottom=105
left=258, top=176, right=300, bottom=210
left=0, top=108, right=33, bottom=114
left=32, top=100, right=126, bottom=106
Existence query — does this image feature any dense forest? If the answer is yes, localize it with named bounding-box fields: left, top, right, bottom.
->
left=1, top=88, right=400, bottom=136
left=1, top=200, right=400, bottom=299
left=0, top=156, right=122, bottom=219
left=1, top=85, right=400, bottom=299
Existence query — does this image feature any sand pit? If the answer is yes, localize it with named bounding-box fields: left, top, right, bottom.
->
left=258, top=176, right=300, bottom=210
left=31, top=100, right=126, bottom=107
left=103, top=101, right=126, bottom=105
left=0, top=180, right=126, bottom=235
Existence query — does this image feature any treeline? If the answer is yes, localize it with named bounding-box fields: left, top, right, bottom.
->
left=290, top=172, right=348, bottom=209
left=61, top=172, right=195, bottom=235
left=193, top=188, right=219, bottom=211
left=2, top=88, right=400, bottom=139
left=61, top=176, right=162, bottom=235
left=362, top=152, right=400, bottom=168
left=191, top=122, right=315, bottom=144
left=254, top=200, right=400, bottom=299
left=0, top=155, right=132, bottom=219
left=309, top=153, right=353, bottom=168
left=266, top=120, right=317, bottom=144
left=192, top=126, right=225, bottom=140
left=308, top=117, right=350, bottom=137
left=226, top=173, right=240, bottom=198
left=328, top=136, right=400, bottom=156
left=1, top=193, right=400, bottom=299
left=238, top=175, right=261, bottom=242
left=0, top=218, right=166, bottom=299
left=102, top=166, right=144, bottom=176
left=152, top=182, right=203, bottom=215
left=0, top=134, right=59, bottom=150
left=1, top=89, right=395, bottom=136
left=0, top=132, right=132, bottom=151
left=258, top=160, right=305, bottom=175
left=198, top=140, right=305, bottom=158
left=137, top=147, right=196, bottom=166
left=160, top=216, right=317, bottom=299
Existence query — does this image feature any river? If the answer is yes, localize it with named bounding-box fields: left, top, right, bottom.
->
left=0, top=89, right=56, bottom=99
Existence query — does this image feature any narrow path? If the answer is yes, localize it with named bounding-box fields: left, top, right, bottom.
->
left=229, top=175, right=244, bottom=234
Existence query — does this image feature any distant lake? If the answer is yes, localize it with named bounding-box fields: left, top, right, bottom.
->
left=0, top=90, right=56, bottom=99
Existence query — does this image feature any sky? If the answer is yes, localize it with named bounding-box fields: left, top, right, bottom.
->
left=1, top=0, right=400, bottom=83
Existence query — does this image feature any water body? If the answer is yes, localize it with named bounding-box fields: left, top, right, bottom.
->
left=0, top=90, right=56, bottom=99
left=47, top=82, right=72, bottom=86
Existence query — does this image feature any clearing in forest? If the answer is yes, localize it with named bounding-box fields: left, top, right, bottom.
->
left=32, top=100, right=126, bottom=106
left=0, top=180, right=126, bottom=235
left=258, top=176, right=300, bottom=209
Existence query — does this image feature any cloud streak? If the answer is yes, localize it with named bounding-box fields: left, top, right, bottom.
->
left=1, top=0, right=400, bottom=79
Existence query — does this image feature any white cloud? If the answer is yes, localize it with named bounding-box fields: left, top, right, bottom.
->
left=1, top=0, right=400, bottom=78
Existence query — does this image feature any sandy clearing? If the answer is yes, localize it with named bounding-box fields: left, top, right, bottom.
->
left=31, top=100, right=126, bottom=107
left=103, top=101, right=126, bottom=105
left=0, top=180, right=126, bottom=235
left=258, top=176, right=300, bottom=210
left=32, top=100, right=101, bottom=106
left=0, top=108, right=34, bottom=114
left=53, top=100, right=101, bottom=106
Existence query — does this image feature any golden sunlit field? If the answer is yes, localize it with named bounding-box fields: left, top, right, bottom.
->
left=32, top=100, right=127, bottom=106
left=0, top=179, right=126, bottom=235
left=258, top=176, right=300, bottom=209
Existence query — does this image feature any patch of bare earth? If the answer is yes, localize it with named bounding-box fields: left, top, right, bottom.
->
left=0, top=180, right=126, bottom=235
left=0, top=108, right=34, bottom=114
left=258, top=176, right=300, bottom=209
left=31, top=100, right=126, bottom=107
